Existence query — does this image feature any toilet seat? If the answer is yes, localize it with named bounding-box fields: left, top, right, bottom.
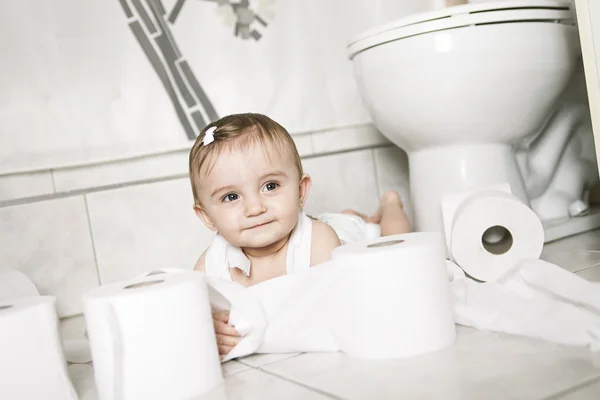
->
left=348, top=0, right=574, bottom=59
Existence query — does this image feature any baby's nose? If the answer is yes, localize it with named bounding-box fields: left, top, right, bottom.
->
left=244, top=196, right=266, bottom=217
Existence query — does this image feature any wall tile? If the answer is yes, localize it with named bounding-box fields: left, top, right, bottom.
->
left=86, top=178, right=215, bottom=283
left=310, top=124, right=389, bottom=155
left=292, top=134, right=313, bottom=157
left=53, top=134, right=313, bottom=194
left=0, top=171, right=55, bottom=202
left=373, top=146, right=412, bottom=222
left=53, top=151, right=189, bottom=193
left=0, top=196, right=99, bottom=316
left=302, top=149, right=379, bottom=216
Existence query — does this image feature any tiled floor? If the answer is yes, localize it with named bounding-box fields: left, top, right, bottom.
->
left=66, top=230, right=600, bottom=400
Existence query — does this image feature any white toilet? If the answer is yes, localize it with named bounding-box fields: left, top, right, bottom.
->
left=347, top=0, right=581, bottom=234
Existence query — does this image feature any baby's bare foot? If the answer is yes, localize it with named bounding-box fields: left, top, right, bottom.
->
left=380, top=190, right=403, bottom=208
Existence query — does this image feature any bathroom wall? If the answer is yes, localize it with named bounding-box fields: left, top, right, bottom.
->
left=0, top=125, right=411, bottom=318
left=0, top=0, right=438, bottom=176
left=0, top=0, right=428, bottom=319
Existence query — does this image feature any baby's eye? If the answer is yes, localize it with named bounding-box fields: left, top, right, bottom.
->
left=263, top=182, right=279, bottom=192
left=222, top=193, right=239, bottom=202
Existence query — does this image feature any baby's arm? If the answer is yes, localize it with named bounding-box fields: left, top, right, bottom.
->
left=310, top=219, right=342, bottom=266
left=194, top=250, right=207, bottom=272
left=193, top=248, right=240, bottom=358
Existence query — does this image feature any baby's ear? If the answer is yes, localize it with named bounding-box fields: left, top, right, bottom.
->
left=298, top=174, right=312, bottom=207
left=193, top=204, right=217, bottom=231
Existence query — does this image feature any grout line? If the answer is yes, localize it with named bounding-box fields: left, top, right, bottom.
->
left=300, top=143, right=392, bottom=161
left=573, top=262, right=600, bottom=273
left=236, top=353, right=304, bottom=368
left=83, top=194, right=103, bottom=286
left=255, top=367, right=345, bottom=400
left=0, top=125, right=371, bottom=177
left=0, top=144, right=396, bottom=209
left=371, top=147, right=382, bottom=197
left=50, top=170, right=57, bottom=193
left=543, top=374, right=600, bottom=399
left=0, top=173, right=190, bottom=208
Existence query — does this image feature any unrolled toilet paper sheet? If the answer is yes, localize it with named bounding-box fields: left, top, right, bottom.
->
left=214, top=247, right=600, bottom=359
left=216, top=232, right=457, bottom=361
left=80, top=233, right=600, bottom=400
left=449, top=259, right=600, bottom=350
left=125, top=233, right=457, bottom=363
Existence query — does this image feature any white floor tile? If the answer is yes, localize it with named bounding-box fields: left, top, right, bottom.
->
left=68, top=363, right=330, bottom=400
left=60, top=315, right=92, bottom=364
left=196, top=369, right=331, bottom=400
left=238, top=352, right=302, bottom=368
left=544, top=229, right=600, bottom=252
left=0, top=196, right=99, bottom=317
left=222, top=360, right=252, bottom=376
left=552, top=377, right=600, bottom=399
left=541, top=250, right=600, bottom=272
left=68, top=364, right=96, bottom=400
left=60, top=314, right=87, bottom=341
left=575, top=265, right=600, bottom=282
left=542, top=229, right=600, bottom=272
left=261, top=326, right=600, bottom=400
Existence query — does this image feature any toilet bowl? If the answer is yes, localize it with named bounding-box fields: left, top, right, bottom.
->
left=347, top=1, right=581, bottom=234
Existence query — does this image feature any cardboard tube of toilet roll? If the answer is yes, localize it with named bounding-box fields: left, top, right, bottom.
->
left=450, top=190, right=544, bottom=282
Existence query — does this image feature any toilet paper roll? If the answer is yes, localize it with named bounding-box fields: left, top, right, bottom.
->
left=330, top=232, right=456, bottom=359
left=0, top=296, right=77, bottom=400
left=0, top=269, right=39, bottom=301
left=83, top=272, right=223, bottom=400
left=450, top=190, right=544, bottom=282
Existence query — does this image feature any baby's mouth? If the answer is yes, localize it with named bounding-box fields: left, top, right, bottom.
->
left=246, top=221, right=273, bottom=230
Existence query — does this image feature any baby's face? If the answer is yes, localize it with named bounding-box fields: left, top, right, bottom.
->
left=197, top=141, right=304, bottom=249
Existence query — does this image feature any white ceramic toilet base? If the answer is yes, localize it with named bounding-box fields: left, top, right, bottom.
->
left=408, top=143, right=529, bottom=234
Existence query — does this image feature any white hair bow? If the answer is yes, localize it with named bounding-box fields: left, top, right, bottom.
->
left=203, top=126, right=217, bottom=146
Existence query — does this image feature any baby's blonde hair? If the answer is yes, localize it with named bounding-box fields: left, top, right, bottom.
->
left=189, top=113, right=303, bottom=204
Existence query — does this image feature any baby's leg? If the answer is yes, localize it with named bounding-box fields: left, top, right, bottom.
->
left=340, top=209, right=370, bottom=221
left=377, top=191, right=411, bottom=236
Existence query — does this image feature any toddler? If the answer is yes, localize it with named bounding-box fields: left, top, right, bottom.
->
left=189, top=113, right=411, bottom=357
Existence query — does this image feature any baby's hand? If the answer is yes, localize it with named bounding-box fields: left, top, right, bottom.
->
left=212, top=312, right=241, bottom=359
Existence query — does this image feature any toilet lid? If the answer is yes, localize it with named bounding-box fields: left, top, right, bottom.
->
left=348, top=0, right=575, bottom=59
